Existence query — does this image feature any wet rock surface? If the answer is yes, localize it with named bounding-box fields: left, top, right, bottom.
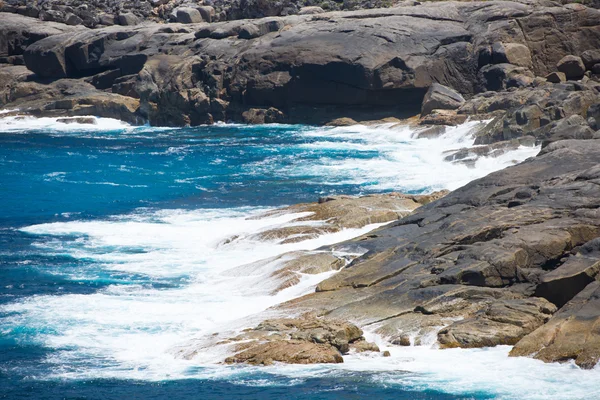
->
left=218, top=192, right=443, bottom=298
left=510, top=280, right=600, bottom=369
left=223, top=316, right=380, bottom=365
left=273, top=139, right=600, bottom=367
left=249, top=192, right=447, bottom=244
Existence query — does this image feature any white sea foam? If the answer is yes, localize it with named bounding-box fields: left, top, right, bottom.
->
left=0, top=115, right=131, bottom=133
left=283, top=120, right=540, bottom=192
left=223, top=344, right=600, bottom=400
left=7, top=207, right=386, bottom=378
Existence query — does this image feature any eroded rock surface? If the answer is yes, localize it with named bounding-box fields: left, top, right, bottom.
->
left=1, top=1, right=599, bottom=127
left=248, top=192, right=446, bottom=244
left=272, top=139, right=600, bottom=365
left=223, top=316, right=380, bottom=365
left=510, top=281, right=600, bottom=369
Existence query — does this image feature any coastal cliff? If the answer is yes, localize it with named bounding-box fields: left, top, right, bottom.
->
left=2, top=0, right=600, bottom=369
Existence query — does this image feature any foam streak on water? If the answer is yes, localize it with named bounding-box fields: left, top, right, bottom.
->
left=5, top=207, right=384, bottom=377
left=4, top=116, right=589, bottom=399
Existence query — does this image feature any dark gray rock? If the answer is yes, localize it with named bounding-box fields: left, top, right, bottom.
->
left=242, top=107, right=286, bottom=124
left=588, top=103, right=600, bottom=130
left=545, top=71, right=566, bottom=83
left=118, top=13, right=140, bottom=26
left=557, top=55, right=586, bottom=80
left=541, top=114, right=596, bottom=148
left=0, top=13, right=82, bottom=58
left=198, top=6, right=215, bottom=23
left=238, top=24, right=260, bottom=39
left=176, top=8, right=203, bottom=24
left=479, top=64, right=533, bottom=91
left=491, top=42, right=532, bottom=68
left=65, top=13, right=83, bottom=26
left=421, top=83, right=465, bottom=116
left=534, top=238, right=600, bottom=308
left=581, top=49, right=600, bottom=71
left=279, top=139, right=600, bottom=355
left=4, top=1, right=600, bottom=127
left=98, top=13, right=116, bottom=26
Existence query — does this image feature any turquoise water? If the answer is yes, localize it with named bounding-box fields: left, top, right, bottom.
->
left=2, top=117, right=593, bottom=400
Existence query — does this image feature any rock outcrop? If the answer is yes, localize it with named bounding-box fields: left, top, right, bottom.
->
left=510, top=281, right=600, bottom=369
left=222, top=316, right=381, bottom=365
left=218, top=192, right=445, bottom=296
left=421, top=83, right=465, bottom=116
left=1, top=1, right=599, bottom=126
left=272, top=139, right=600, bottom=367
left=249, top=192, right=447, bottom=244
left=0, top=0, right=403, bottom=27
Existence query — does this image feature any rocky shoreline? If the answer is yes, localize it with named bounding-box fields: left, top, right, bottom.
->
left=2, top=0, right=600, bottom=369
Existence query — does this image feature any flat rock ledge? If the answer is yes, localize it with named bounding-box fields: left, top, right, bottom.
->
left=219, top=192, right=447, bottom=296
left=249, top=191, right=448, bottom=244
left=223, top=316, right=382, bottom=365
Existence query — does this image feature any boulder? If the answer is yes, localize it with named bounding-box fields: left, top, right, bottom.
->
left=349, top=340, right=380, bottom=353
left=238, top=24, right=260, bottom=39
left=198, top=6, right=215, bottom=23
left=479, top=64, right=533, bottom=91
left=492, top=42, right=533, bottom=68
left=545, top=71, right=566, bottom=83
left=421, top=83, right=465, bottom=116
left=510, top=281, right=600, bottom=369
left=325, top=117, right=358, bottom=126
left=541, top=114, right=595, bottom=148
left=56, top=117, right=96, bottom=124
left=86, top=69, right=121, bottom=90
left=242, top=107, right=285, bottom=124
left=176, top=8, right=203, bottom=24
left=420, top=109, right=468, bottom=126
left=225, top=340, right=344, bottom=365
left=557, top=55, right=586, bottom=80
left=534, top=238, right=600, bottom=308
left=413, top=125, right=446, bottom=139
left=250, top=192, right=427, bottom=244
left=581, top=50, right=600, bottom=70
left=118, top=13, right=140, bottom=26
left=222, top=316, right=374, bottom=365
left=588, top=103, right=600, bottom=130
left=40, top=9, right=65, bottom=23
left=65, top=13, right=83, bottom=26
left=98, top=13, right=116, bottom=26
left=438, top=298, right=556, bottom=348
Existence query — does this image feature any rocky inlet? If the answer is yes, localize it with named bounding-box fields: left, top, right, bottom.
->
left=2, top=0, right=600, bottom=371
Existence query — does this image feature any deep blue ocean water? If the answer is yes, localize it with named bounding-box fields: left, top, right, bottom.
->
left=0, top=119, right=591, bottom=400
